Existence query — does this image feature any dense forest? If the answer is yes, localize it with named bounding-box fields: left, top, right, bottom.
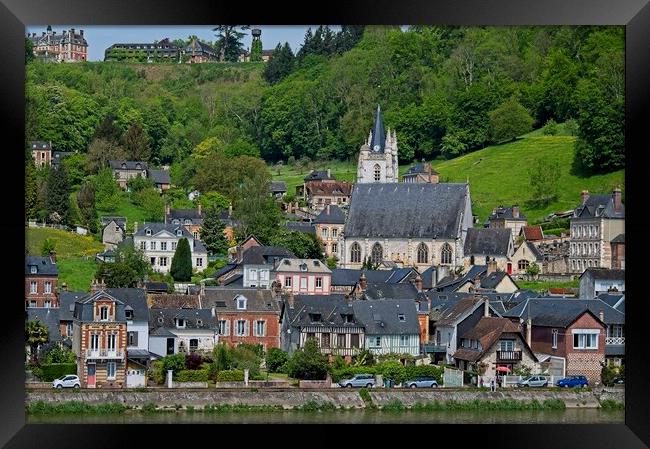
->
left=26, top=25, right=624, bottom=188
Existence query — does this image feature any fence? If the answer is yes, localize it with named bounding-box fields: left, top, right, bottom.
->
left=478, top=375, right=565, bottom=388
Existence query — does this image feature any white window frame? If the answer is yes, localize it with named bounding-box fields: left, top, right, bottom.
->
left=30, top=281, right=37, bottom=294
left=255, top=320, right=265, bottom=337
left=171, top=242, right=177, bottom=251
left=236, top=320, right=247, bottom=336
left=160, top=241, right=167, bottom=251
left=237, top=297, right=247, bottom=310
left=44, top=300, right=51, bottom=308
left=159, top=257, right=167, bottom=267
left=90, top=334, right=100, bottom=350
left=572, top=329, right=599, bottom=350
left=196, top=258, right=203, bottom=267
left=30, top=266, right=37, bottom=274
left=249, top=269, right=258, bottom=281
left=332, top=228, right=338, bottom=238
left=107, top=361, right=116, bottom=380
left=107, top=334, right=116, bottom=351
left=399, top=335, right=408, bottom=347
left=150, top=241, right=156, bottom=251
left=140, top=241, right=146, bottom=250
left=218, top=320, right=228, bottom=336
left=552, top=329, right=558, bottom=349
left=300, top=277, right=308, bottom=290
left=44, top=281, right=52, bottom=294
left=284, top=276, right=292, bottom=288
left=316, top=277, right=323, bottom=289
left=100, top=306, right=108, bottom=321
left=372, top=336, right=381, bottom=348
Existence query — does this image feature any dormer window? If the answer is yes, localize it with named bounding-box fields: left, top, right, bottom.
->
left=196, top=319, right=203, bottom=326
left=398, top=313, right=405, bottom=322
left=100, top=306, right=108, bottom=321
left=146, top=229, right=152, bottom=236
left=173, top=219, right=180, bottom=225
left=237, top=297, right=247, bottom=310
left=176, top=229, right=183, bottom=237
left=184, top=219, right=192, bottom=225
left=135, top=163, right=141, bottom=170
left=176, top=318, right=185, bottom=328
left=125, top=309, right=133, bottom=320
left=30, top=265, right=37, bottom=274
left=309, top=313, right=322, bottom=322
left=300, top=263, right=308, bottom=272
left=158, top=317, right=164, bottom=324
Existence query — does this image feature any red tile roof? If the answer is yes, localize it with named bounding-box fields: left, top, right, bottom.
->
left=522, top=226, right=544, bottom=241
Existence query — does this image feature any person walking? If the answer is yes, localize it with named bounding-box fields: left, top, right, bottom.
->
left=490, top=378, right=495, bottom=392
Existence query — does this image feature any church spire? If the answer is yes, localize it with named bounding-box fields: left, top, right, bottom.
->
left=370, top=104, right=386, bottom=153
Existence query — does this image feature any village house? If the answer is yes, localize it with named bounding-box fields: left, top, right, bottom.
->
left=610, top=234, right=625, bottom=270
left=356, top=105, right=399, bottom=184
left=26, top=308, right=61, bottom=359
left=238, top=246, right=296, bottom=288
left=298, top=170, right=353, bottom=212
left=270, top=181, right=287, bottom=199
left=453, top=316, right=539, bottom=380
left=274, top=258, right=332, bottom=295
left=58, top=291, right=85, bottom=343
left=463, top=228, right=514, bottom=273
left=28, top=26, right=88, bottom=62
left=185, top=38, right=219, bottom=63
left=25, top=255, right=59, bottom=309
left=402, top=159, right=439, bottom=184
left=569, top=188, right=625, bottom=273
left=340, top=182, right=473, bottom=270
left=109, top=160, right=149, bottom=189
left=314, top=204, right=346, bottom=258
left=148, top=308, right=219, bottom=356
left=284, top=221, right=316, bottom=235
left=229, top=235, right=263, bottom=263
left=149, top=169, right=171, bottom=192
left=510, top=240, right=544, bottom=275
left=72, top=289, right=128, bottom=388
left=519, top=225, right=544, bottom=244
left=352, top=299, right=421, bottom=357
left=579, top=268, right=625, bottom=299
left=280, top=293, right=365, bottom=360
left=104, top=38, right=180, bottom=62
left=434, top=262, right=519, bottom=294
left=504, top=298, right=608, bottom=384
left=486, top=205, right=528, bottom=243
left=133, top=223, right=208, bottom=274
left=29, top=140, right=52, bottom=168
left=101, top=217, right=127, bottom=249
left=330, top=267, right=418, bottom=294
left=165, top=204, right=204, bottom=240
left=202, top=287, right=281, bottom=351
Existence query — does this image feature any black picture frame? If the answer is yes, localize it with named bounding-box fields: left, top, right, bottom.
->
left=1, top=0, right=648, bottom=446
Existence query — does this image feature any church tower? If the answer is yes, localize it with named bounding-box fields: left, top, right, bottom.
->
left=356, top=105, right=399, bottom=183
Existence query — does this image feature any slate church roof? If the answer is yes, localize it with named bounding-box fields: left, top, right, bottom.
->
left=344, top=183, right=468, bottom=239
left=370, top=105, right=386, bottom=153
left=464, top=228, right=512, bottom=257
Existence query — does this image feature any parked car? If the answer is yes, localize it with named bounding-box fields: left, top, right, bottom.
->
left=403, top=377, right=439, bottom=388
left=556, top=375, right=589, bottom=388
left=52, top=375, right=81, bottom=389
left=612, top=375, right=625, bottom=385
left=516, top=375, right=549, bottom=388
left=338, top=374, right=376, bottom=388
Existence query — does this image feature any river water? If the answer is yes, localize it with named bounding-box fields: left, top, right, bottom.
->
left=28, top=409, right=623, bottom=424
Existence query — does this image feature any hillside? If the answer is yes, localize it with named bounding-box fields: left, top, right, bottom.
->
left=271, top=131, right=624, bottom=223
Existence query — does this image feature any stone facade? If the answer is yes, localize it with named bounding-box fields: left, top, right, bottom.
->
left=356, top=106, right=399, bottom=184
left=28, top=27, right=88, bottom=62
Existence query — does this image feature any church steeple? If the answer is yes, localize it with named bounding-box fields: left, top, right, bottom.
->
left=370, top=104, right=386, bottom=153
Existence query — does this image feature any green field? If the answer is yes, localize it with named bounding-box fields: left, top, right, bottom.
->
left=271, top=160, right=357, bottom=197
left=57, top=257, right=98, bottom=292
left=516, top=279, right=580, bottom=292
left=97, top=193, right=150, bottom=233
left=26, top=228, right=104, bottom=258
left=271, top=130, right=624, bottom=223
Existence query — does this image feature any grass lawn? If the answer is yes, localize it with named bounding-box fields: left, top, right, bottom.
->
left=26, top=228, right=104, bottom=258
left=517, top=279, right=580, bottom=292
left=270, top=127, right=624, bottom=224
left=97, top=194, right=150, bottom=233
left=57, top=257, right=98, bottom=292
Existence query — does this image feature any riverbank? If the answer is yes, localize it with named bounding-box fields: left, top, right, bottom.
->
left=26, top=387, right=624, bottom=413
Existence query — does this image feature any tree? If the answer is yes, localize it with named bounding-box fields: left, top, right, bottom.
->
left=25, top=38, right=34, bottom=64
left=91, top=168, right=121, bottom=212
left=265, top=348, right=289, bottom=373
left=542, top=118, right=558, bottom=135
left=213, top=25, right=250, bottom=62
left=262, top=42, right=295, bottom=84
left=170, top=237, right=193, bottom=282
left=26, top=153, right=38, bottom=220
left=201, top=205, right=229, bottom=256
left=96, top=246, right=150, bottom=288
left=77, top=181, right=98, bottom=233
left=43, top=345, right=76, bottom=364
left=40, top=238, right=55, bottom=257
left=233, top=172, right=283, bottom=244
left=528, top=158, right=561, bottom=207
left=526, top=262, right=541, bottom=276
left=26, top=320, right=50, bottom=362
left=269, top=229, right=323, bottom=259
left=286, top=338, right=329, bottom=380
left=489, top=97, right=534, bottom=142
left=86, top=138, right=127, bottom=174
left=45, top=164, right=71, bottom=225
left=133, top=188, right=165, bottom=222
left=250, top=36, right=263, bottom=62
left=127, top=174, right=154, bottom=193
left=93, top=114, right=123, bottom=145
left=122, top=122, right=151, bottom=161
left=326, top=255, right=339, bottom=270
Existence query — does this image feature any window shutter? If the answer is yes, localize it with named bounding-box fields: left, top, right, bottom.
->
left=225, top=320, right=230, bottom=336
left=133, top=332, right=138, bottom=346
left=245, top=320, right=250, bottom=336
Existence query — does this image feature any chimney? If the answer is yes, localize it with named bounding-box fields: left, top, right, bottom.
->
left=598, top=310, right=605, bottom=322
left=612, top=187, right=622, bottom=212
left=483, top=296, right=490, bottom=317
left=134, top=221, right=138, bottom=234
left=200, top=282, right=205, bottom=299
left=581, top=190, right=590, bottom=205
left=61, top=282, right=68, bottom=292
left=414, top=274, right=423, bottom=293
left=526, top=317, right=532, bottom=347
left=49, top=250, right=57, bottom=264
left=90, top=279, right=106, bottom=293
left=288, top=292, right=295, bottom=309
left=197, top=203, right=202, bottom=216
left=512, top=205, right=520, bottom=219
left=359, top=272, right=367, bottom=291
left=487, top=258, right=497, bottom=275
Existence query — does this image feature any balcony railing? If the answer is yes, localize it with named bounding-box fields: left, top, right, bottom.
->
left=320, top=347, right=362, bottom=356
left=497, top=350, right=522, bottom=361
left=606, top=337, right=625, bottom=345
left=85, top=349, right=125, bottom=359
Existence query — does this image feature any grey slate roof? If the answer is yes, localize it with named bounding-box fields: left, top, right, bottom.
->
left=579, top=268, right=625, bottom=281
left=106, top=288, right=148, bottom=321
left=134, top=223, right=193, bottom=238
left=284, top=221, right=316, bottom=235
left=109, top=160, right=148, bottom=171
left=331, top=268, right=416, bottom=286
left=73, top=291, right=127, bottom=322
left=101, top=216, right=127, bottom=230
left=270, top=181, right=287, bottom=193
left=363, top=282, right=420, bottom=300
left=304, top=170, right=335, bottom=181
left=611, top=234, right=625, bottom=244
left=26, top=256, right=58, bottom=276
left=344, top=183, right=468, bottom=239
left=145, top=282, right=169, bottom=293
left=222, top=274, right=244, bottom=287
left=29, top=141, right=52, bottom=150
left=27, top=308, right=61, bottom=342
left=488, top=206, right=527, bottom=221
left=29, top=29, right=88, bottom=46
left=314, top=204, right=346, bottom=224
left=404, top=162, right=438, bottom=176
left=596, top=293, right=625, bottom=312
left=464, top=228, right=512, bottom=257
left=370, top=105, right=386, bottom=152
left=212, top=263, right=239, bottom=280
left=434, top=265, right=487, bottom=292
left=352, top=299, right=420, bottom=335
left=503, top=298, right=623, bottom=326
left=480, top=271, right=515, bottom=290
left=241, top=246, right=296, bottom=265
left=148, top=169, right=171, bottom=185
left=204, top=287, right=280, bottom=313
left=149, top=308, right=218, bottom=331
left=59, top=291, right=86, bottom=321
left=283, top=294, right=359, bottom=329
left=574, top=194, right=625, bottom=219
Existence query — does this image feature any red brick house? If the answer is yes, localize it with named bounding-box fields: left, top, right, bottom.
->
left=25, top=255, right=59, bottom=309
left=503, top=298, right=606, bottom=384
left=202, top=287, right=281, bottom=351
left=29, top=141, right=52, bottom=168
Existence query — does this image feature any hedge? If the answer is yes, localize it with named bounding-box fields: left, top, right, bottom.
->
left=33, top=363, right=78, bottom=382
left=331, top=364, right=445, bottom=384
left=216, top=370, right=245, bottom=382
left=175, top=369, right=210, bottom=382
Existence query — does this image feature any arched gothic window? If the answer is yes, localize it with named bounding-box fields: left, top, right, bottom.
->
left=374, top=164, right=381, bottom=182
left=371, top=243, right=383, bottom=265
left=417, top=243, right=429, bottom=264
left=350, top=242, right=361, bottom=263
left=441, top=243, right=452, bottom=265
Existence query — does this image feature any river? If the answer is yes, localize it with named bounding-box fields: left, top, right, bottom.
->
left=28, top=409, right=623, bottom=424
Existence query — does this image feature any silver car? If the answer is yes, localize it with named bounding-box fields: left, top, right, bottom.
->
left=517, top=375, right=549, bottom=388
left=52, top=374, right=81, bottom=389
left=404, top=377, right=439, bottom=388
left=338, top=374, right=376, bottom=388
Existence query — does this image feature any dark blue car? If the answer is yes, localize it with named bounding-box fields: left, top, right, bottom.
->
left=556, top=375, right=589, bottom=388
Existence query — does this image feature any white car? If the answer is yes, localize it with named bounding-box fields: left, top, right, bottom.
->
left=52, top=375, right=81, bottom=389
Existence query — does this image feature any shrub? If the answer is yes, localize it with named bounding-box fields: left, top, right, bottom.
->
left=382, top=400, right=405, bottom=412
left=359, top=388, right=372, bottom=404
left=542, top=118, right=559, bottom=135
left=600, top=400, right=624, bottom=410
left=42, top=345, right=76, bottom=364
left=377, top=361, right=406, bottom=384
left=286, top=338, right=329, bottom=380
left=34, top=363, right=78, bottom=382
left=185, top=352, right=204, bottom=370
left=175, top=369, right=209, bottom=382
left=403, top=365, right=444, bottom=384
left=265, top=348, right=289, bottom=373
left=216, top=369, right=245, bottom=382
left=142, top=403, right=158, bottom=413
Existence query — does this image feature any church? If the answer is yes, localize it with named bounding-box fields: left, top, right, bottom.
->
left=338, top=106, right=474, bottom=270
